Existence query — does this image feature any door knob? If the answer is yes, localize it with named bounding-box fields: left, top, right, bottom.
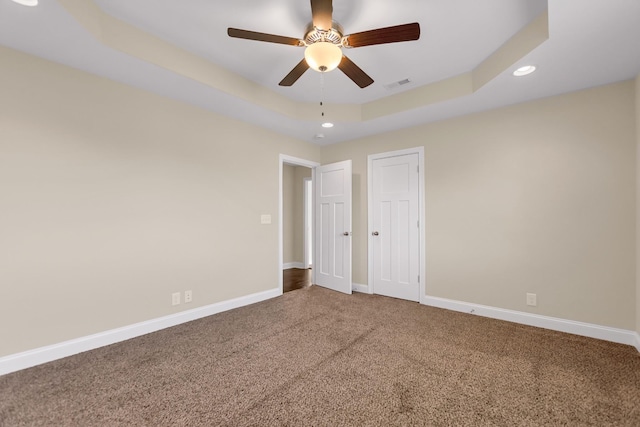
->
left=343, top=232, right=351, bottom=236
left=372, top=231, right=379, bottom=236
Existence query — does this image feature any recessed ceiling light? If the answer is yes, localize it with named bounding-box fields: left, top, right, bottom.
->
left=513, top=65, right=536, bottom=77
left=321, top=122, right=334, bottom=128
left=11, top=0, right=38, bottom=6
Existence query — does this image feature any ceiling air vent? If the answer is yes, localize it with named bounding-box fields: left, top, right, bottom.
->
left=384, top=78, right=412, bottom=91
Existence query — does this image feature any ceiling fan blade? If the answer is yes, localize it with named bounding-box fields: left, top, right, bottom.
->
left=338, top=55, right=374, bottom=88
left=279, top=59, right=310, bottom=86
left=344, top=23, right=420, bottom=48
left=227, top=28, right=302, bottom=46
left=310, top=0, right=333, bottom=31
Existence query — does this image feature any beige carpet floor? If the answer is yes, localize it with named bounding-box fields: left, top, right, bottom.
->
left=1, top=286, right=639, bottom=426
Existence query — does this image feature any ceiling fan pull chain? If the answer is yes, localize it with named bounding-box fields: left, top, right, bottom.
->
left=320, top=71, right=325, bottom=119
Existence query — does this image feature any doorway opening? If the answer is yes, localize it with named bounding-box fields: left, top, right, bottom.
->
left=279, top=155, right=353, bottom=296
left=279, top=155, right=320, bottom=294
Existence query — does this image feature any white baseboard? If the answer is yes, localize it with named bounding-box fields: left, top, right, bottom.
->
left=283, top=262, right=305, bottom=270
left=424, top=296, right=639, bottom=350
left=352, top=282, right=371, bottom=294
left=0, top=288, right=281, bottom=377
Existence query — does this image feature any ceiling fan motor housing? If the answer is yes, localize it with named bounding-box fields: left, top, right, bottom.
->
left=304, top=21, right=343, bottom=46
left=304, top=22, right=344, bottom=46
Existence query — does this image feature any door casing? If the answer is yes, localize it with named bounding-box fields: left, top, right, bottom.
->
left=304, top=177, right=313, bottom=269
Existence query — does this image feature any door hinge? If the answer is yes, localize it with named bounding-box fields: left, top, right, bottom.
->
left=418, top=275, right=420, bottom=283
left=417, top=220, right=419, bottom=228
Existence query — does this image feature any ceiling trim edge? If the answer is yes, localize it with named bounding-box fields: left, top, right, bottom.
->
left=57, top=0, right=548, bottom=125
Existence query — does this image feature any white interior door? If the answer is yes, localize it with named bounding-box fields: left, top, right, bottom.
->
left=314, top=160, right=352, bottom=294
left=371, top=153, right=420, bottom=301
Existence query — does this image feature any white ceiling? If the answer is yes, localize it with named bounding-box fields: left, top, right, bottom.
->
left=1, top=0, right=639, bottom=145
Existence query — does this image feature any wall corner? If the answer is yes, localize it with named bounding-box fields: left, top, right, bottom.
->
left=635, top=73, right=640, bottom=336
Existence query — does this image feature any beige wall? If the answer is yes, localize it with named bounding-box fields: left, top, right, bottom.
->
left=0, top=46, right=321, bottom=357
left=283, top=165, right=311, bottom=265
left=637, top=74, right=640, bottom=336
left=282, top=164, right=296, bottom=264
left=293, top=167, right=312, bottom=265
left=323, top=81, right=636, bottom=330
left=1, top=44, right=637, bottom=359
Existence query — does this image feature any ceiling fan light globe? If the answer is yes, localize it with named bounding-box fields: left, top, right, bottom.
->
left=304, top=42, right=342, bottom=73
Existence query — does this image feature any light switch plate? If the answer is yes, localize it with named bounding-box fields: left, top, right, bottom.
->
left=172, top=292, right=181, bottom=306
left=261, top=214, right=272, bottom=224
left=526, top=293, right=537, bottom=307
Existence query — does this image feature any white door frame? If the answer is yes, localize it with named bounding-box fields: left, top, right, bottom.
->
left=303, top=177, right=313, bottom=269
left=367, top=147, right=426, bottom=304
left=279, top=154, right=320, bottom=295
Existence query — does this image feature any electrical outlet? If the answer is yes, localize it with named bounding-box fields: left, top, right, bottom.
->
left=261, top=214, right=272, bottom=224
left=526, top=293, right=537, bottom=307
left=172, top=292, right=181, bottom=306
left=184, top=290, right=192, bottom=303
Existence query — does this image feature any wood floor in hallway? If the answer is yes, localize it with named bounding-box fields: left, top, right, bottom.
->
left=283, top=268, right=312, bottom=293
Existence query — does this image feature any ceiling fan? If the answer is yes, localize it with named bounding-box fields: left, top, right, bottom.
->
left=227, top=0, right=420, bottom=88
